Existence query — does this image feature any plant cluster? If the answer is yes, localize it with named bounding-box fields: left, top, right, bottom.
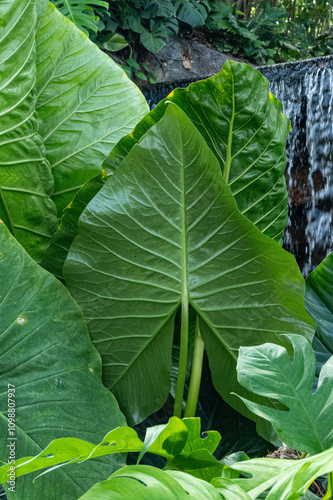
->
left=53, top=0, right=333, bottom=78
left=1, top=2, right=333, bottom=499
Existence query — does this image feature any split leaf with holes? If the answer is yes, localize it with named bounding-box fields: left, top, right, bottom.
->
left=236, top=334, right=333, bottom=455
left=104, top=60, right=290, bottom=243
left=64, top=104, right=314, bottom=429
left=79, top=465, right=222, bottom=500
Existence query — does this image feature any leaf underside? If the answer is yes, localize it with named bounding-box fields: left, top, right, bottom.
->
left=64, top=104, right=314, bottom=426
left=104, top=60, right=290, bottom=243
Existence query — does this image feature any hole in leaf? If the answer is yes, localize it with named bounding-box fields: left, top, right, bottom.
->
left=101, top=442, right=117, bottom=446
left=114, top=477, right=147, bottom=487
left=41, top=454, right=54, bottom=459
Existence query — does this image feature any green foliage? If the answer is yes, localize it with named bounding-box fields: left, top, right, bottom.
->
left=63, top=100, right=314, bottom=427
left=41, top=174, right=105, bottom=279
left=79, top=466, right=222, bottom=499
left=0, top=222, right=126, bottom=499
left=54, top=0, right=333, bottom=71
left=236, top=334, right=333, bottom=455
left=306, top=251, right=333, bottom=375
left=1, top=4, right=333, bottom=498
left=0, top=0, right=148, bottom=262
left=213, top=448, right=333, bottom=499
left=102, top=0, right=208, bottom=53
left=51, top=0, right=109, bottom=34
left=1, top=414, right=333, bottom=498
left=104, top=61, right=290, bottom=244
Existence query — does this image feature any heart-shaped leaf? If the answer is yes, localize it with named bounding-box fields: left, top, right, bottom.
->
left=64, top=104, right=314, bottom=426
left=0, top=222, right=125, bottom=499
left=104, top=60, right=290, bottom=243
left=236, top=334, right=333, bottom=455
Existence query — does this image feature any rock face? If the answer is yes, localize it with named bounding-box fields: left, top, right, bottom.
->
left=147, top=37, right=240, bottom=83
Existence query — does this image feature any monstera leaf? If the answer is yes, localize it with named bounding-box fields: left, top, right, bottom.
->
left=79, top=465, right=222, bottom=500
left=0, top=0, right=148, bottom=261
left=0, top=222, right=125, bottom=499
left=236, top=335, right=333, bottom=455
left=213, top=447, right=333, bottom=500
left=0, top=418, right=191, bottom=485
left=103, top=60, right=289, bottom=243
left=305, top=251, right=333, bottom=375
left=64, top=104, right=314, bottom=427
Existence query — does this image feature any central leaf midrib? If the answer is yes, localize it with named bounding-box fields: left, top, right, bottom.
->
left=223, top=68, right=235, bottom=184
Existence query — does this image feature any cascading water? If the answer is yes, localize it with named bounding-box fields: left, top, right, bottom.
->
left=142, top=56, right=333, bottom=275
left=261, top=56, right=333, bottom=276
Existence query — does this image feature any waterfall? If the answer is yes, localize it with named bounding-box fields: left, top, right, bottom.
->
left=261, top=56, right=333, bottom=276
left=142, top=56, right=333, bottom=275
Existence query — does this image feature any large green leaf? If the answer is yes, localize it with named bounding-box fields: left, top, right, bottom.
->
left=0, top=222, right=125, bottom=499
left=0, top=0, right=58, bottom=262
left=0, top=0, right=148, bottom=261
left=103, top=60, right=289, bottom=243
left=305, top=251, right=333, bottom=375
left=64, top=104, right=314, bottom=426
left=78, top=465, right=222, bottom=500
left=36, top=0, right=149, bottom=216
left=213, top=447, right=333, bottom=500
left=236, top=334, right=333, bottom=455
left=41, top=173, right=105, bottom=279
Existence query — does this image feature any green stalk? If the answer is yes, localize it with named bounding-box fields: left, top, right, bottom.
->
left=173, top=297, right=189, bottom=418
left=323, top=472, right=333, bottom=500
left=184, top=315, right=204, bottom=417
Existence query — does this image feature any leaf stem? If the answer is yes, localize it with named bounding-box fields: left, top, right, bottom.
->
left=184, top=315, right=204, bottom=417
left=173, top=298, right=189, bottom=418
left=323, top=472, right=333, bottom=500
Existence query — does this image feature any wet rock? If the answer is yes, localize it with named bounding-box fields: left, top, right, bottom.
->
left=147, top=37, right=240, bottom=83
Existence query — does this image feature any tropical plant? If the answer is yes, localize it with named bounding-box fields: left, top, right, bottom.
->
left=236, top=334, right=333, bottom=455
left=0, top=222, right=126, bottom=499
left=63, top=88, right=315, bottom=431
left=1, top=375, right=333, bottom=498
left=0, top=0, right=148, bottom=262
left=51, top=0, right=109, bottom=34
left=1, top=4, right=331, bottom=499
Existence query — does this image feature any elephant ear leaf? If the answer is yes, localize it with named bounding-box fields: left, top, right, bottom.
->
left=236, top=334, right=333, bottom=455
left=41, top=173, right=105, bottom=279
left=0, top=0, right=58, bottom=262
left=305, top=251, right=333, bottom=374
left=104, top=60, right=289, bottom=242
left=64, top=103, right=314, bottom=427
left=36, top=1, right=149, bottom=216
left=0, top=221, right=126, bottom=499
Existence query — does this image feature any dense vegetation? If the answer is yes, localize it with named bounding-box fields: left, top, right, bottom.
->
left=54, top=0, right=333, bottom=78
left=1, top=1, right=333, bottom=499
